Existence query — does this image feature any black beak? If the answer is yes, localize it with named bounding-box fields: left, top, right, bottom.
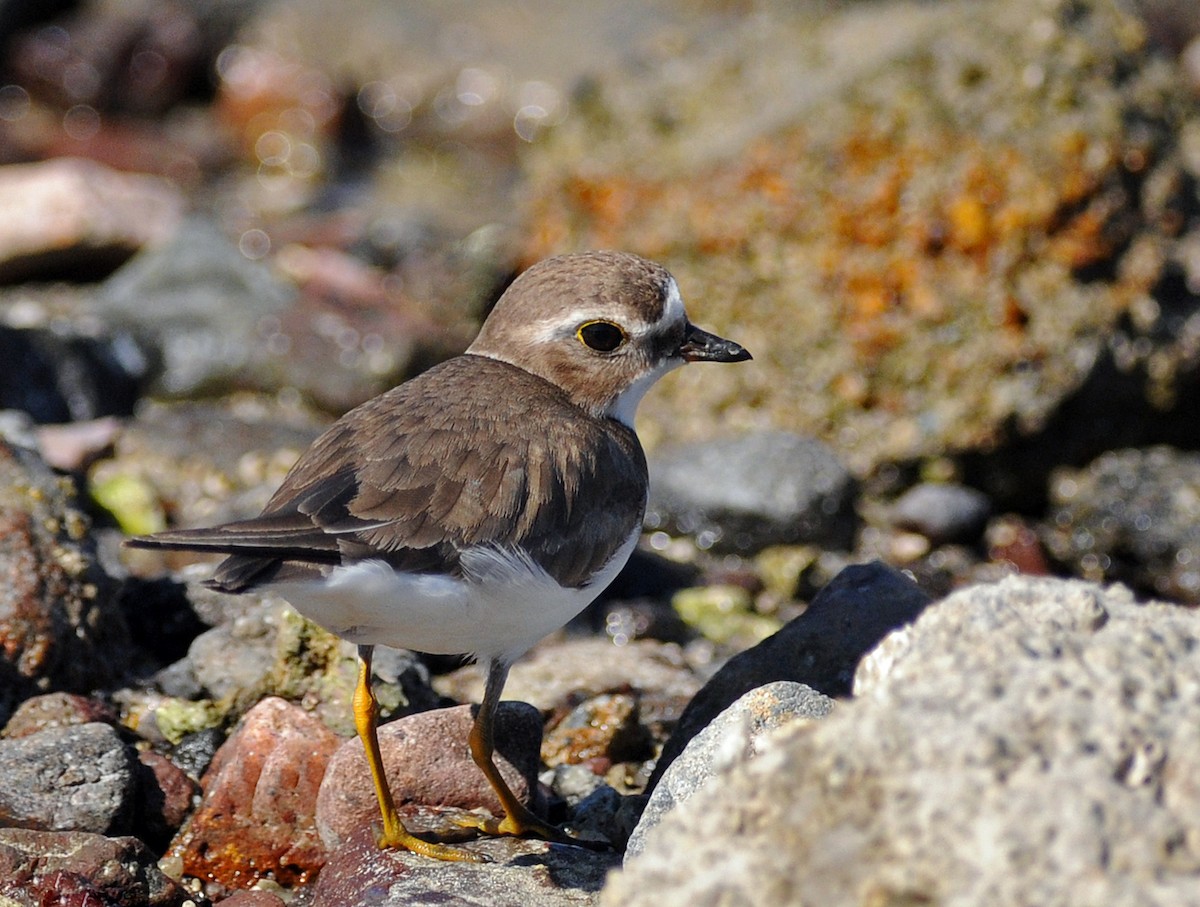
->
left=678, top=323, right=752, bottom=363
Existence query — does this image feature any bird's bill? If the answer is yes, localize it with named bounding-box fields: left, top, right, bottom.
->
left=678, top=324, right=752, bottom=363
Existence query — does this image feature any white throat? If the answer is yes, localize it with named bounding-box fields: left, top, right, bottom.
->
left=607, top=357, right=683, bottom=428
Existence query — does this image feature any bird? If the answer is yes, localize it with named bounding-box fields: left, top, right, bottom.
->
left=126, top=250, right=751, bottom=862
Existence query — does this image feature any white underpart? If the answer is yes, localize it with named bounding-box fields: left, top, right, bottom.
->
left=607, top=356, right=684, bottom=428
left=269, top=526, right=640, bottom=665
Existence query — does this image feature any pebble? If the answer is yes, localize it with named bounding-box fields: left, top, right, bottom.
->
left=646, top=432, right=858, bottom=554
left=889, top=481, right=991, bottom=544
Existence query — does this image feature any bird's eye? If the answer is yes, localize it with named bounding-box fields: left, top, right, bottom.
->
left=576, top=320, right=627, bottom=352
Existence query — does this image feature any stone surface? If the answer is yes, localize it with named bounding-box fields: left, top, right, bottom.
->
left=167, top=697, right=339, bottom=890
left=0, top=158, right=184, bottom=282
left=627, top=681, right=834, bottom=859
left=0, top=430, right=131, bottom=727
left=605, top=576, right=1200, bottom=906
left=1, top=692, right=119, bottom=739
left=316, top=702, right=544, bottom=850
left=1045, top=446, right=1200, bottom=603
left=646, top=432, right=857, bottom=554
left=646, top=561, right=931, bottom=790
left=136, top=749, right=199, bottom=850
left=889, top=481, right=992, bottom=544
left=0, top=722, right=137, bottom=834
left=0, top=828, right=187, bottom=907
left=309, top=824, right=619, bottom=907
left=541, top=692, right=648, bottom=769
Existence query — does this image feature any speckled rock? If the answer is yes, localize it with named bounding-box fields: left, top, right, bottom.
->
left=1, top=691, right=119, bottom=739
left=647, top=561, right=931, bottom=789
left=167, top=697, right=339, bottom=891
left=524, top=0, right=1200, bottom=499
left=605, top=576, right=1200, bottom=906
left=646, top=432, right=858, bottom=553
left=627, top=681, right=834, bottom=859
left=315, top=702, right=544, bottom=850
left=0, top=430, right=131, bottom=727
left=1045, top=446, right=1200, bottom=602
left=0, top=828, right=187, bottom=907
left=0, top=722, right=137, bottom=834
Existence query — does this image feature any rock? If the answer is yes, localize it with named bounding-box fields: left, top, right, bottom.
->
left=135, top=749, right=199, bottom=850
left=0, top=158, right=184, bottom=283
left=605, top=577, right=1200, bottom=905
left=0, top=327, right=149, bottom=423
left=1, top=692, right=119, bottom=739
left=0, top=430, right=131, bottom=726
left=627, top=681, right=833, bottom=859
left=646, top=432, right=857, bottom=554
left=436, top=638, right=702, bottom=714
left=167, top=697, right=339, bottom=890
left=541, top=692, right=649, bottom=770
left=316, top=702, right=543, bottom=850
left=308, top=824, right=619, bottom=907
left=646, top=561, right=931, bottom=789
left=1045, top=446, right=1200, bottom=603
left=219, top=892, right=287, bottom=907
left=889, top=481, right=991, bottom=544
left=94, top=217, right=296, bottom=398
left=0, top=723, right=137, bottom=834
left=0, top=828, right=186, bottom=907
left=525, top=0, right=1200, bottom=505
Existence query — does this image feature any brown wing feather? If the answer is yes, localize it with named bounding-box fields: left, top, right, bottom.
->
left=131, top=355, right=647, bottom=593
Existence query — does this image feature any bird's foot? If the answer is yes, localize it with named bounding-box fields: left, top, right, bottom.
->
left=375, top=819, right=493, bottom=863
left=453, top=805, right=611, bottom=851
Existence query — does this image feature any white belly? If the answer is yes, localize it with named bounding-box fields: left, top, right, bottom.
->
left=269, top=529, right=639, bottom=664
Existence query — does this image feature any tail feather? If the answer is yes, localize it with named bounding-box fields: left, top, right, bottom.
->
left=125, top=518, right=341, bottom=563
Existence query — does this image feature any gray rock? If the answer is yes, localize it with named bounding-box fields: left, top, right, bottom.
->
left=627, top=681, right=833, bottom=859
left=0, top=723, right=137, bottom=834
left=646, top=561, right=930, bottom=790
left=889, top=481, right=991, bottom=544
left=646, top=432, right=857, bottom=554
left=1045, top=446, right=1200, bottom=603
left=605, top=576, right=1200, bottom=906
left=96, top=217, right=295, bottom=398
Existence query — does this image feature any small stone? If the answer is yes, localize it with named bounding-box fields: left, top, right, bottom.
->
left=890, top=482, right=991, bottom=544
left=0, top=723, right=137, bottom=834
left=167, top=697, right=339, bottom=890
left=646, top=432, right=858, bottom=554
left=2, top=692, right=118, bottom=739
left=315, top=702, right=543, bottom=850
left=136, top=750, right=199, bottom=848
left=542, top=693, right=649, bottom=768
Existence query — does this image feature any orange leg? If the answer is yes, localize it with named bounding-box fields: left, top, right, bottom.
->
left=354, top=645, right=487, bottom=862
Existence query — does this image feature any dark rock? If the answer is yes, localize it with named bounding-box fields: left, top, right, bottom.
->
left=309, top=824, right=619, bottom=907
left=0, top=723, right=137, bottom=834
left=1045, top=446, right=1200, bottom=603
left=606, top=577, right=1200, bottom=906
left=0, top=326, right=149, bottom=423
left=0, top=828, right=186, bottom=906
left=135, top=750, right=198, bottom=850
left=0, top=429, right=132, bottom=726
left=167, top=697, right=338, bottom=890
left=541, top=692, right=650, bottom=769
left=169, top=726, right=225, bottom=782
left=315, top=702, right=543, bottom=850
left=889, top=482, right=991, bottom=545
left=646, top=561, right=931, bottom=790
left=646, top=432, right=858, bottom=554
left=628, top=681, right=834, bottom=859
